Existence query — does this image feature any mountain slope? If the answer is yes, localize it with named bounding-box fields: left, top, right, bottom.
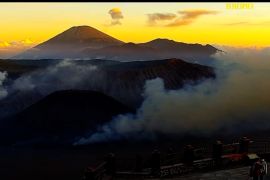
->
left=15, top=26, right=124, bottom=59
left=37, top=25, right=123, bottom=49
left=96, top=58, right=215, bottom=106
left=2, top=90, right=134, bottom=145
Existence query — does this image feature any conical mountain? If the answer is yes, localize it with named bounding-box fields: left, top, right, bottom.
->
left=15, top=25, right=124, bottom=59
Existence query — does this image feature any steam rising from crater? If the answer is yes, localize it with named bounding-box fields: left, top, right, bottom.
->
left=74, top=46, right=270, bottom=145
left=12, top=60, right=99, bottom=93
left=0, top=71, right=8, bottom=100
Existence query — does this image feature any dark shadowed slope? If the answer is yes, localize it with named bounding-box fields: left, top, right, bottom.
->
left=97, top=58, right=215, bottom=107
left=2, top=90, right=134, bottom=145
left=81, top=42, right=157, bottom=60
left=0, top=60, right=37, bottom=79
left=14, top=26, right=124, bottom=59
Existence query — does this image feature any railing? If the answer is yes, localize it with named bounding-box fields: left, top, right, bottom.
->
left=160, top=158, right=215, bottom=178
left=83, top=137, right=270, bottom=179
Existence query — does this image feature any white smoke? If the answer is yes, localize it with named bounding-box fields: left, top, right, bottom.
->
left=0, top=59, right=109, bottom=120
left=12, top=59, right=99, bottom=94
left=0, top=71, right=8, bottom=100
left=74, top=46, right=270, bottom=145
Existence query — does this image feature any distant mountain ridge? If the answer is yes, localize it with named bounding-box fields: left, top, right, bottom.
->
left=14, top=25, right=219, bottom=64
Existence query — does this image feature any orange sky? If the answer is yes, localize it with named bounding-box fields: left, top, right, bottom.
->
left=0, top=3, right=270, bottom=58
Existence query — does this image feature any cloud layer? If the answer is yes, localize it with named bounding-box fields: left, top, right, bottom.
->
left=147, top=13, right=177, bottom=26
left=167, top=9, right=218, bottom=27
left=147, top=9, right=218, bottom=27
left=0, top=39, right=35, bottom=59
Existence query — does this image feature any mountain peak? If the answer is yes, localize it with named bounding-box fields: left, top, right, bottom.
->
left=15, top=25, right=124, bottom=59
left=39, top=25, right=123, bottom=45
left=70, top=25, right=91, bottom=29
left=150, top=38, right=175, bottom=42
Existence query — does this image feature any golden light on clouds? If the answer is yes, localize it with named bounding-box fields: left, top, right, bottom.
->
left=0, top=41, right=11, bottom=48
left=21, top=38, right=34, bottom=45
left=146, top=9, right=219, bottom=27
left=166, top=9, right=219, bottom=27
left=108, top=8, right=124, bottom=25
left=147, top=13, right=177, bottom=26
left=0, top=39, right=35, bottom=58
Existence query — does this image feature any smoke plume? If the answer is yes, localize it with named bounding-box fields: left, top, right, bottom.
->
left=0, top=71, right=8, bottom=100
left=108, top=8, right=124, bottom=26
left=11, top=60, right=100, bottom=94
left=74, top=46, right=270, bottom=145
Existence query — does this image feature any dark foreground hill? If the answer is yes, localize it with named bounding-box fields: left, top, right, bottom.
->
left=1, top=90, right=134, bottom=146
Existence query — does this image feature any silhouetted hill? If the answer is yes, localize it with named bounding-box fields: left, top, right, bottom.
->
left=0, top=60, right=37, bottom=78
left=2, top=90, right=134, bottom=145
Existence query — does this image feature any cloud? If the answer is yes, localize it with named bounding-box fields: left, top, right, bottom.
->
left=147, top=13, right=177, bottom=26
left=9, top=38, right=34, bottom=47
left=20, top=38, right=34, bottom=45
left=146, top=9, right=218, bottom=27
left=73, top=46, right=270, bottom=144
left=222, top=21, right=270, bottom=26
left=108, top=8, right=124, bottom=26
left=0, top=39, right=35, bottom=58
left=166, top=9, right=219, bottom=27
left=0, top=41, right=11, bottom=48
left=12, top=59, right=99, bottom=92
left=223, top=22, right=249, bottom=26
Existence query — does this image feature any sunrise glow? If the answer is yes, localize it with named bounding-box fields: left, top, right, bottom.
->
left=0, top=2, right=270, bottom=58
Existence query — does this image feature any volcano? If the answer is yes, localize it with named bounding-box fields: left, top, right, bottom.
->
left=15, top=26, right=124, bottom=59
left=1, top=90, right=134, bottom=145
left=98, top=58, right=215, bottom=106
left=0, top=58, right=215, bottom=121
